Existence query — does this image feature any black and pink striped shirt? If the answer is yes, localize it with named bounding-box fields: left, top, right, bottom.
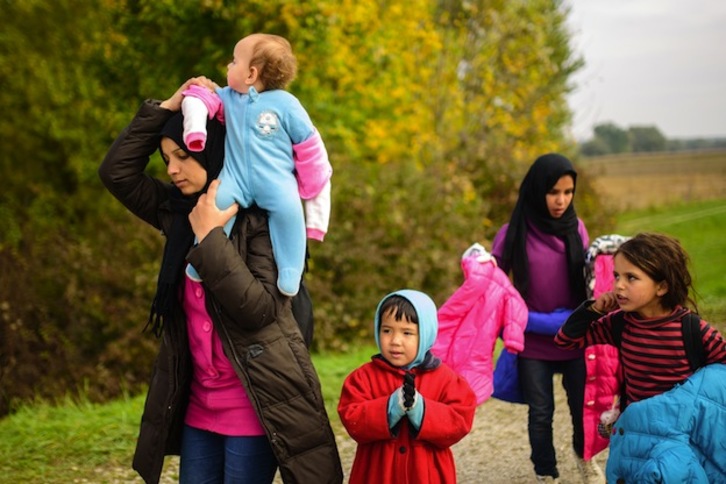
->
left=555, top=304, right=726, bottom=405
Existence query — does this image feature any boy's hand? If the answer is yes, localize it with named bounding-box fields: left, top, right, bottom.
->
left=592, top=291, right=619, bottom=314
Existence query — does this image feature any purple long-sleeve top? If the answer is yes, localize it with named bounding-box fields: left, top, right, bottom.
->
left=492, top=220, right=589, bottom=360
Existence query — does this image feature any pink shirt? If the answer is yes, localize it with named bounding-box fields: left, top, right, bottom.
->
left=182, top=276, right=265, bottom=436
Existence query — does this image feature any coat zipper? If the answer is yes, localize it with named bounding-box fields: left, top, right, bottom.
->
left=207, top=294, right=284, bottom=456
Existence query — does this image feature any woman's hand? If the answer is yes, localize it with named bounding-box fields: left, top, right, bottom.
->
left=189, top=179, right=239, bottom=242
left=159, top=76, right=219, bottom=112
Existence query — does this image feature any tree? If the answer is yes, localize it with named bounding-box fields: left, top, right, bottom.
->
left=0, top=0, right=600, bottom=415
left=629, top=125, right=666, bottom=152
left=592, top=122, right=630, bottom=154
left=427, top=0, right=583, bottom=223
left=580, top=137, right=611, bottom=156
left=0, top=0, right=157, bottom=416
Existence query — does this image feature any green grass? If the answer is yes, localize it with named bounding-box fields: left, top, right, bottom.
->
left=0, top=394, right=145, bottom=481
left=1, top=199, right=725, bottom=482
left=312, top=344, right=377, bottom=429
left=614, top=198, right=726, bottom=327
left=0, top=347, right=377, bottom=483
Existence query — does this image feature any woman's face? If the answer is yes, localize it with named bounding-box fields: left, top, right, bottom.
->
left=160, top=137, right=207, bottom=195
left=546, top=174, right=575, bottom=219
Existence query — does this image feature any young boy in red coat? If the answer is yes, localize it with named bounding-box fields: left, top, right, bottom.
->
left=338, top=289, right=477, bottom=484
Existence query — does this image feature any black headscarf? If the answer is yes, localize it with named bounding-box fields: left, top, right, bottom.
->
left=146, top=112, right=226, bottom=336
left=500, top=153, right=586, bottom=301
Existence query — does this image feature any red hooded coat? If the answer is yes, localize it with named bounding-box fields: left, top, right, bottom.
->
left=339, top=357, right=476, bottom=484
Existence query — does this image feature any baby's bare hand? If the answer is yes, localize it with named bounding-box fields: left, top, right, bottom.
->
left=191, top=76, right=219, bottom=91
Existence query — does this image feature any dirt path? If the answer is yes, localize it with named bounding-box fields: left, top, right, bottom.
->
left=320, top=375, right=606, bottom=483
left=112, top=376, right=607, bottom=484
left=451, top=382, right=609, bottom=484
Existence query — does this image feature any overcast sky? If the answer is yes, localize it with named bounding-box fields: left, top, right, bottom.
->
left=565, top=0, right=726, bottom=140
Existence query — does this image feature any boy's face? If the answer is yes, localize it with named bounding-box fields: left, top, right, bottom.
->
left=227, top=35, right=257, bottom=93
left=379, top=308, right=419, bottom=368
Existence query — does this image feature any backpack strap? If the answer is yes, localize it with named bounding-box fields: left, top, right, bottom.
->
left=681, top=313, right=705, bottom=371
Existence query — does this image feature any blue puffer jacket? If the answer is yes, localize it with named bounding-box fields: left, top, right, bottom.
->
left=606, top=364, right=726, bottom=483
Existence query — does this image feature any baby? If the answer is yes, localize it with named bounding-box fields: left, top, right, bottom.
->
left=182, top=33, right=331, bottom=296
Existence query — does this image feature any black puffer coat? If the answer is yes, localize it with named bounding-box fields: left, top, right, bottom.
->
left=99, top=100, right=343, bottom=484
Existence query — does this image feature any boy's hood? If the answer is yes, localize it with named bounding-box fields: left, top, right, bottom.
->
left=374, top=289, right=438, bottom=369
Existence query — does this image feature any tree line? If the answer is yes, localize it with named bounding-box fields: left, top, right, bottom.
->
left=579, top=122, right=726, bottom=157
left=0, top=0, right=614, bottom=416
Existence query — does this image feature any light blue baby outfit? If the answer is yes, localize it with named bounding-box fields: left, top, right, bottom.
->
left=186, top=86, right=317, bottom=296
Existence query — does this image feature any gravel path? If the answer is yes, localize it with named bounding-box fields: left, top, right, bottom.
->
left=451, top=382, right=609, bottom=483
left=90, top=375, right=607, bottom=484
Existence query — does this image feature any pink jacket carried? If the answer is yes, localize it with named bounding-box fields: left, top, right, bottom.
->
left=581, top=344, right=620, bottom=459
left=579, top=234, right=629, bottom=459
left=433, top=245, right=528, bottom=404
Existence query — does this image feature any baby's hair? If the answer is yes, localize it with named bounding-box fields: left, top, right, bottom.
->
left=378, top=295, right=419, bottom=325
left=249, top=33, right=297, bottom=90
left=615, top=232, right=698, bottom=311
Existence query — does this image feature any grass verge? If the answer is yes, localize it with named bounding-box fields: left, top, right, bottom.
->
left=0, top=394, right=144, bottom=482
left=0, top=347, right=377, bottom=483
left=615, top=198, right=726, bottom=327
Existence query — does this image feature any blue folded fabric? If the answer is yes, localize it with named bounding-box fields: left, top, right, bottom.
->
left=492, top=349, right=525, bottom=404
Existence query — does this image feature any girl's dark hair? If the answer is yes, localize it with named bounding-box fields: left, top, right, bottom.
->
left=378, top=295, right=419, bottom=325
left=615, top=232, right=698, bottom=311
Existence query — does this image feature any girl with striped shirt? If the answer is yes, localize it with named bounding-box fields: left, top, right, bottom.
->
left=555, top=232, right=726, bottom=406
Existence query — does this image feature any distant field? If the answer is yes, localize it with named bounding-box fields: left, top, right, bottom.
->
left=579, top=149, right=726, bottom=210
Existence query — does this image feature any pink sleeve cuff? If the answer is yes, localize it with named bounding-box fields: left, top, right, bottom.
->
left=306, top=228, right=326, bottom=241
left=504, top=341, right=524, bottom=353
left=185, top=132, right=206, bottom=152
left=182, top=85, right=223, bottom=121
left=293, top=130, right=332, bottom=199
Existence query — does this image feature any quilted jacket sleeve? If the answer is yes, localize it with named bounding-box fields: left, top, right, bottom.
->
left=98, top=100, right=175, bottom=230
left=606, top=365, right=726, bottom=483
left=186, top=216, right=282, bottom=332
left=432, top=258, right=481, bottom=360
left=498, top=270, right=527, bottom=353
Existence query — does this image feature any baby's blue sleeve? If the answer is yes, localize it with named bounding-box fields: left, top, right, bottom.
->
left=278, top=92, right=316, bottom=144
